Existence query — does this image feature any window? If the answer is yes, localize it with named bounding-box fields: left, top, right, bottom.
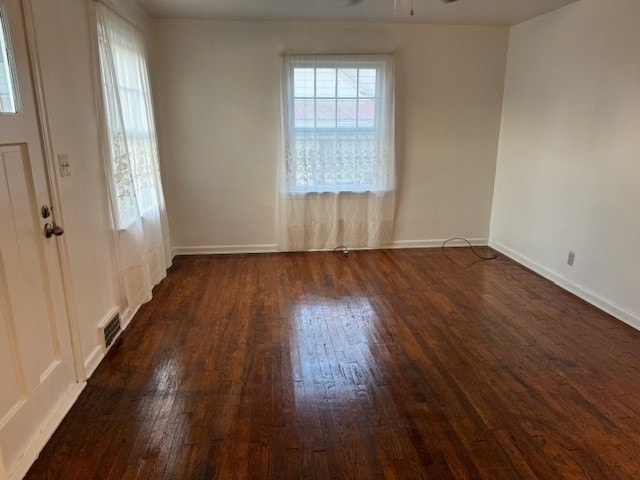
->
left=282, top=55, right=395, bottom=194
left=94, top=3, right=170, bottom=308
left=96, top=5, right=160, bottom=227
left=0, top=5, right=19, bottom=113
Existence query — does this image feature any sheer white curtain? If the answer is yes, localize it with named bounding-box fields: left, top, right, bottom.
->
left=94, top=2, right=171, bottom=308
left=278, top=53, right=396, bottom=251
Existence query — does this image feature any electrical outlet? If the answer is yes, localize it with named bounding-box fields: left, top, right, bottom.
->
left=567, top=251, right=576, bottom=267
left=58, top=153, right=71, bottom=177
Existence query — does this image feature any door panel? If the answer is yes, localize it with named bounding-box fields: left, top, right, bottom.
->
left=0, top=302, right=22, bottom=418
left=0, top=0, right=78, bottom=477
left=0, top=147, right=76, bottom=478
left=1, top=146, right=59, bottom=372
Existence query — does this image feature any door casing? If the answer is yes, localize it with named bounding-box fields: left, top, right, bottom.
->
left=20, top=0, right=86, bottom=381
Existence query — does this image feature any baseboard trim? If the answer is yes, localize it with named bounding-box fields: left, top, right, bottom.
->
left=8, top=382, right=85, bottom=480
left=119, top=304, right=140, bottom=331
left=83, top=345, right=103, bottom=380
left=173, top=244, right=278, bottom=256
left=391, top=238, right=488, bottom=249
left=490, top=241, right=640, bottom=332
left=172, top=238, right=489, bottom=256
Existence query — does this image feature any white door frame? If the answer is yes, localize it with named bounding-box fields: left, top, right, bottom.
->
left=19, top=0, right=86, bottom=382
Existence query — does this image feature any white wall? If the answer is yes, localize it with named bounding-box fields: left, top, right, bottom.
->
left=491, top=0, right=640, bottom=327
left=153, top=20, right=509, bottom=251
left=29, top=0, right=153, bottom=376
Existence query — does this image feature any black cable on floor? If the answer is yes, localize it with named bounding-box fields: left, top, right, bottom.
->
left=442, top=238, right=497, bottom=260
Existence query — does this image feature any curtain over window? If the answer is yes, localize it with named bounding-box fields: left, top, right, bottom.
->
left=279, top=53, right=396, bottom=251
left=94, top=3, right=170, bottom=308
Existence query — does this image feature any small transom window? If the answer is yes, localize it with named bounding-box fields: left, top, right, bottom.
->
left=0, top=5, right=19, bottom=114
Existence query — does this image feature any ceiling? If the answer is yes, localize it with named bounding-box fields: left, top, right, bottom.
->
left=134, top=0, right=581, bottom=26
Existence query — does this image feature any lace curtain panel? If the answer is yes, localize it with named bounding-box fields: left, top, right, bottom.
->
left=278, top=53, right=396, bottom=251
left=94, top=3, right=171, bottom=308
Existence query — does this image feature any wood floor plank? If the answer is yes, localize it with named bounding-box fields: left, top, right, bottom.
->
left=24, top=248, right=640, bottom=479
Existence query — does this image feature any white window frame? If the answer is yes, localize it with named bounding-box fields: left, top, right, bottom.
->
left=283, top=56, right=393, bottom=194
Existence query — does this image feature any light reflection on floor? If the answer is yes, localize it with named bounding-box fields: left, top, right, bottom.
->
left=289, top=296, right=379, bottom=406
left=134, top=356, right=188, bottom=465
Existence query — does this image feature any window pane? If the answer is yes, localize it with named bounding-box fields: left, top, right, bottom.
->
left=358, top=99, right=376, bottom=128
left=315, top=99, right=336, bottom=128
left=337, top=69, right=358, bottom=98
left=294, top=68, right=314, bottom=98
left=294, top=99, right=314, bottom=128
left=358, top=69, right=377, bottom=98
left=316, top=68, right=336, bottom=98
left=112, top=44, right=152, bottom=137
left=0, top=10, right=18, bottom=113
left=337, top=99, right=357, bottom=128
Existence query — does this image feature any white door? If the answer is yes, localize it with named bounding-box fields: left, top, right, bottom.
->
left=0, top=0, right=78, bottom=478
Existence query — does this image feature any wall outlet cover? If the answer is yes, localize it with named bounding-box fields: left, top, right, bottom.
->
left=58, top=153, right=71, bottom=177
left=567, top=251, right=576, bottom=267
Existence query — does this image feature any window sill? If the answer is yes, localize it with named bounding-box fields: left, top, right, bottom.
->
left=116, top=208, right=155, bottom=233
left=285, top=189, right=391, bottom=196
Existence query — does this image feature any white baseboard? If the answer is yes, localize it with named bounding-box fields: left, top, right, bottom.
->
left=8, top=382, right=85, bottom=480
left=172, top=238, right=489, bottom=256
left=490, top=240, right=640, bottom=332
left=83, top=345, right=103, bottom=380
left=391, top=238, right=488, bottom=249
left=120, top=304, right=141, bottom=331
left=173, top=244, right=278, bottom=256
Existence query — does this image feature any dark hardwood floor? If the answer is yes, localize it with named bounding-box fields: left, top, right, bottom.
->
left=25, top=248, right=640, bottom=479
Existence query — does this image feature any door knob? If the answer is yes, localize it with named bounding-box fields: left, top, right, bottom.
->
left=44, top=222, right=64, bottom=238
